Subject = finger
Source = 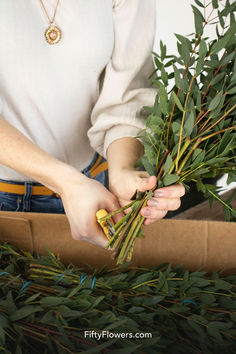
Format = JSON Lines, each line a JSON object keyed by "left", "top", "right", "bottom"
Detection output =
{"left": 147, "top": 197, "right": 181, "bottom": 211}
{"left": 80, "top": 232, "right": 108, "bottom": 248}
{"left": 154, "top": 184, "right": 185, "bottom": 198}
{"left": 141, "top": 207, "right": 168, "bottom": 220}
{"left": 138, "top": 175, "right": 157, "bottom": 193}
{"left": 144, "top": 217, "right": 165, "bottom": 226}
{"left": 105, "top": 196, "right": 124, "bottom": 224}
{"left": 71, "top": 222, "right": 108, "bottom": 248}
{"left": 118, "top": 198, "right": 133, "bottom": 214}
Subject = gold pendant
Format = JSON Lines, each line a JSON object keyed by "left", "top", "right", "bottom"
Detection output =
{"left": 45, "top": 25, "right": 61, "bottom": 45}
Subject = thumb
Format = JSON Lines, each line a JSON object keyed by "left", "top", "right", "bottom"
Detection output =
{"left": 138, "top": 175, "right": 157, "bottom": 192}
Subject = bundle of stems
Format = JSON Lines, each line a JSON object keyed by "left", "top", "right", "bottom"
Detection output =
{"left": 0, "top": 242, "right": 236, "bottom": 353}
{"left": 98, "top": 0, "right": 236, "bottom": 264}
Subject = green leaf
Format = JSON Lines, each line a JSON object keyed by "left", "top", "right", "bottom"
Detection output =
{"left": 142, "top": 295, "right": 165, "bottom": 306}
{"left": 155, "top": 81, "right": 168, "bottom": 102}
{"left": 191, "top": 5, "right": 204, "bottom": 35}
{"left": 191, "top": 151, "right": 205, "bottom": 169}
{"left": 214, "top": 279, "right": 232, "bottom": 290}
{"left": 10, "top": 305, "right": 42, "bottom": 321}
{"left": 200, "top": 293, "right": 216, "bottom": 305}
{"left": 171, "top": 91, "right": 184, "bottom": 111}
{"left": 187, "top": 319, "right": 205, "bottom": 338}
{"left": 128, "top": 306, "right": 145, "bottom": 313}
{"left": 141, "top": 157, "right": 155, "bottom": 176}
{"left": 211, "top": 34, "right": 231, "bottom": 54}
{"left": 222, "top": 51, "right": 235, "bottom": 66}
{"left": 208, "top": 321, "right": 232, "bottom": 330}
{"left": 154, "top": 56, "right": 162, "bottom": 70}
{"left": 224, "top": 21, "right": 236, "bottom": 36}
{"left": 177, "top": 41, "right": 191, "bottom": 66}
{"left": 164, "top": 154, "right": 173, "bottom": 176}
{"left": 104, "top": 319, "right": 128, "bottom": 331}
{"left": 171, "top": 121, "right": 181, "bottom": 135}
{"left": 192, "top": 148, "right": 202, "bottom": 161}
{"left": 207, "top": 326, "right": 223, "bottom": 343}
{"left": 190, "top": 277, "right": 210, "bottom": 287}
{"left": 210, "top": 72, "right": 225, "bottom": 86}
{"left": 196, "top": 40, "right": 208, "bottom": 76}
{"left": 41, "top": 296, "right": 67, "bottom": 307}
{"left": 160, "top": 40, "right": 167, "bottom": 61}
{"left": 199, "top": 39, "right": 208, "bottom": 58}
{"left": 0, "top": 326, "right": 5, "bottom": 346}
{"left": 24, "top": 292, "right": 41, "bottom": 305}
{"left": 206, "top": 157, "right": 227, "bottom": 165}
{"left": 217, "top": 130, "right": 232, "bottom": 155}
{"left": 170, "top": 304, "right": 189, "bottom": 313}
{"left": 212, "top": 0, "right": 218, "bottom": 8}
{"left": 208, "top": 91, "right": 223, "bottom": 111}
{"left": 161, "top": 66, "right": 168, "bottom": 85}
{"left": 228, "top": 86, "right": 236, "bottom": 95}
{"left": 194, "top": 0, "right": 205, "bottom": 8}
{"left": 0, "top": 315, "right": 8, "bottom": 328}
{"left": 184, "top": 111, "right": 195, "bottom": 137}
{"left": 163, "top": 174, "right": 179, "bottom": 186}
{"left": 231, "top": 313, "right": 236, "bottom": 323}
{"left": 173, "top": 64, "right": 182, "bottom": 89}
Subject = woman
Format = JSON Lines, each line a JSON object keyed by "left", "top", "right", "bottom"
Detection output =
{"left": 0, "top": 0, "right": 185, "bottom": 247}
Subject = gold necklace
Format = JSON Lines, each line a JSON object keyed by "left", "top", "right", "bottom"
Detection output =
{"left": 39, "top": 0, "right": 62, "bottom": 45}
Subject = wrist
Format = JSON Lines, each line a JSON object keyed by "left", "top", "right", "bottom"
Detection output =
{"left": 40, "top": 161, "right": 87, "bottom": 197}
{"left": 107, "top": 137, "right": 144, "bottom": 172}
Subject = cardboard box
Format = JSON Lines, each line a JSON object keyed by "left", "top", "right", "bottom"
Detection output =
{"left": 0, "top": 199, "right": 235, "bottom": 274}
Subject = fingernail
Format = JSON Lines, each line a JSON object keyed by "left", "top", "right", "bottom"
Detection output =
{"left": 154, "top": 190, "right": 163, "bottom": 197}
{"left": 148, "top": 198, "right": 159, "bottom": 207}
{"left": 143, "top": 209, "right": 152, "bottom": 217}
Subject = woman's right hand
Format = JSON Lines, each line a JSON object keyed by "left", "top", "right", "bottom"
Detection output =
{"left": 60, "top": 171, "right": 122, "bottom": 248}
{"left": 0, "top": 118, "right": 121, "bottom": 247}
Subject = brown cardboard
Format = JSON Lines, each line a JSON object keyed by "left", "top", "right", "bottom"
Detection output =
{"left": 0, "top": 210, "right": 235, "bottom": 274}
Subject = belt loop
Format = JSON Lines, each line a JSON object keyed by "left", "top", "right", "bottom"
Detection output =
{"left": 23, "top": 182, "right": 32, "bottom": 212}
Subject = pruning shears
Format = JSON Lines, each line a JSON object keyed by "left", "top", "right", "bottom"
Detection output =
{"left": 96, "top": 209, "right": 115, "bottom": 240}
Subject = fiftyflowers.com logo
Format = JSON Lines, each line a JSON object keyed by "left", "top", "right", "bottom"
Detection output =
{"left": 84, "top": 330, "right": 152, "bottom": 340}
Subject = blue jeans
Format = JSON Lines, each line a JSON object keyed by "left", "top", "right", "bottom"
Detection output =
{"left": 0, "top": 153, "right": 108, "bottom": 214}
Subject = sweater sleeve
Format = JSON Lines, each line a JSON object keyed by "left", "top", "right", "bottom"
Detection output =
{"left": 87, "top": 0, "right": 157, "bottom": 157}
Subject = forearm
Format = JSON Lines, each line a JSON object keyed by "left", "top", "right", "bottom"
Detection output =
{"left": 106, "top": 137, "right": 144, "bottom": 171}
{"left": 0, "top": 117, "right": 82, "bottom": 194}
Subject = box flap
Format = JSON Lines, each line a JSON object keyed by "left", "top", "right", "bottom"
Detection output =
{"left": 0, "top": 214, "right": 33, "bottom": 253}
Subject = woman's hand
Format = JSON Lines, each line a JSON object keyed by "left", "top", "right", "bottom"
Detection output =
{"left": 60, "top": 171, "right": 122, "bottom": 247}
{"left": 109, "top": 168, "right": 185, "bottom": 225}
{"left": 107, "top": 137, "right": 185, "bottom": 225}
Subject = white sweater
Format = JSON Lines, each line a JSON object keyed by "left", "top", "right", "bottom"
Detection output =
{"left": 0, "top": 0, "right": 156, "bottom": 181}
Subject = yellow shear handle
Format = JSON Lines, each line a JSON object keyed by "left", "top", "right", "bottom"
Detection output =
{"left": 96, "top": 209, "right": 114, "bottom": 240}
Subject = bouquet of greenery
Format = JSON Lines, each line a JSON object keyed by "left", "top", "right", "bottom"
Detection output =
{"left": 98, "top": 0, "right": 236, "bottom": 264}
{"left": 0, "top": 243, "right": 236, "bottom": 353}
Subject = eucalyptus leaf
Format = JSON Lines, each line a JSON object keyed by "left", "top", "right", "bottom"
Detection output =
{"left": 163, "top": 174, "right": 180, "bottom": 186}
{"left": 211, "top": 35, "right": 231, "bottom": 54}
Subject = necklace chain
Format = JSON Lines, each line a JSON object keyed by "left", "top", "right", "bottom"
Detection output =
{"left": 39, "top": 0, "right": 60, "bottom": 25}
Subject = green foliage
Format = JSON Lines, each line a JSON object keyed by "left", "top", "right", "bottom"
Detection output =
{"left": 0, "top": 243, "right": 236, "bottom": 353}
{"left": 101, "top": 0, "right": 236, "bottom": 265}
{"left": 136, "top": 0, "right": 236, "bottom": 218}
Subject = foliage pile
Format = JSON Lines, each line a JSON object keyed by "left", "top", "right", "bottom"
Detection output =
{"left": 0, "top": 243, "right": 235, "bottom": 353}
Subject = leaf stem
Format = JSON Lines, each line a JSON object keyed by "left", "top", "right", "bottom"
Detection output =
{"left": 176, "top": 75, "right": 196, "bottom": 170}
{"left": 177, "top": 138, "right": 202, "bottom": 175}
{"left": 207, "top": 189, "right": 234, "bottom": 213}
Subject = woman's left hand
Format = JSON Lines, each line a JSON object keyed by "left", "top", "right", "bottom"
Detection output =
{"left": 109, "top": 168, "right": 185, "bottom": 225}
